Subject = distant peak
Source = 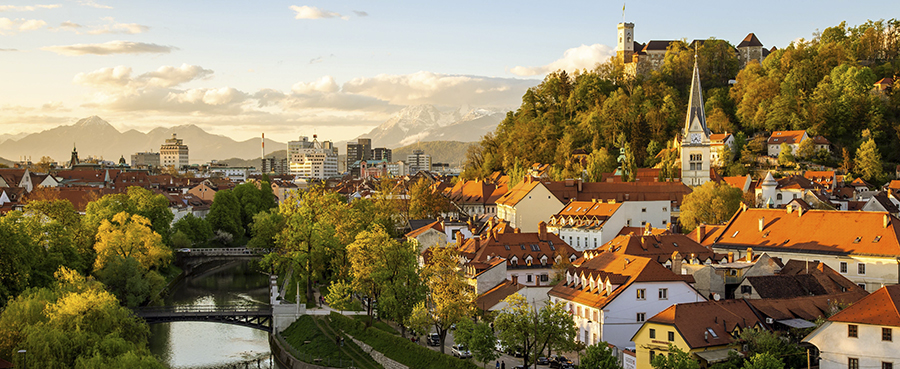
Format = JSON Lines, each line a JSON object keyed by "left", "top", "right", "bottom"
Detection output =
{"left": 73, "top": 116, "right": 114, "bottom": 129}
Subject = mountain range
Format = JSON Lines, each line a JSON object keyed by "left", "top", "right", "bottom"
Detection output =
{"left": 359, "top": 105, "right": 503, "bottom": 149}
{"left": 0, "top": 116, "right": 282, "bottom": 165}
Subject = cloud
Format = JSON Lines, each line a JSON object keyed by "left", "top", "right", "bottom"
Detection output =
{"left": 352, "top": 10, "right": 368, "bottom": 17}
{"left": 0, "top": 4, "right": 61, "bottom": 12}
{"left": 60, "top": 21, "right": 82, "bottom": 28}
{"left": 342, "top": 71, "right": 534, "bottom": 108}
{"left": 0, "top": 48, "right": 18, "bottom": 51}
{"left": 78, "top": 0, "right": 112, "bottom": 9}
{"left": 290, "top": 5, "right": 347, "bottom": 20}
{"left": 42, "top": 40, "right": 175, "bottom": 55}
{"left": 510, "top": 44, "right": 615, "bottom": 76}
{"left": 0, "top": 17, "right": 48, "bottom": 33}
{"left": 291, "top": 75, "right": 339, "bottom": 94}
{"left": 74, "top": 63, "right": 213, "bottom": 89}
{"left": 86, "top": 17, "right": 149, "bottom": 34}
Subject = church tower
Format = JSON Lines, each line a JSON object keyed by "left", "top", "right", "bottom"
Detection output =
{"left": 70, "top": 144, "right": 80, "bottom": 169}
{"left": 617, "top": 22, "right": 635, "bottom": 64}
{"left": 680, "top": 56, "right": 712, "bottom": 186}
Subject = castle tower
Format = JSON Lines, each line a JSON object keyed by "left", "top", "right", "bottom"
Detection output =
{"left": 617, "top": 22, "right": 635, "bottom": 64}
{"left": 680, "top": 55, "right": 712, "bottom": 186}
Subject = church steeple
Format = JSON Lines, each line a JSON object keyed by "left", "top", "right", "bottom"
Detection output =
{"left": 684, "top": 55, "right": 710, "bottom": 138}
{"left": 70, "top": 143, "right": 80, "bottom": 168}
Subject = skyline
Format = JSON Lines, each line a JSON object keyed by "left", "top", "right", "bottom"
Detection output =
{"left": 1, "top": 0, "right": 894, "bottom": 143}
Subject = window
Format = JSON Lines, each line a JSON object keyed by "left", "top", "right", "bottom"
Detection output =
{"left": 650, "top": 350, "right": 656, "bottom": 361}
{"left": 668, "top": 331, "right": 675, "bottom": 341}
{"left": 859, "top": 283, "right": 867, "bottom": 291}
{"left": 849, "top": 324, "right": 858, "bottom": 338}
{"left": 776, "top": 193, "right": 783, "bottom": 201}
{"left": 858, "top": 263, "right": 866, "bottom": 275}
{"left": 637, "top": 312, "right": 646, "bottom": 322}
{"left": 884, "top": 328, "right": 893, "bottom": 341}
{"left": 527, "top": 274, "right": 533, "bottom": 283}
{"left": 659, "top": 288, "right": 668, "bottom": 300}
{"left": 663, "top": 207, "right": 667, "bottom": 212}
{"left": 741, "top": 285, "right": 752, "bottom": 294}
{"left": 840, "top": 262, "right": 848, "bottom": 273}
{"left": 637, "top": 289, "right": 646, "bottom": 300}
{"left": 883, "top": 362, "right": 893, "bottom": 369}
{"left": 540, "top": 274, "right": 549, "bottom": 282}
{"left": 649, "top": 328, "right": 656, "bottom": 338}
{"left": 849, "top": 358, "right": 859, "bottom": 369}
{"left": 642, "top": 208, "right": 647, "bottom": 213}
{"left": 689, "top": 153, "right": 702, "bottom": 171}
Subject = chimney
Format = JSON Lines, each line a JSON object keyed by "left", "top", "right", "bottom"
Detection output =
{"left": 565, "top": 179, "right": 574, "bottom": 187}
{"left": 690, "top": 253, "right": 696, "bottom": 264}
{"left": 797, "top": 207, "right": 804, "bottom": 217}
{"left": 787, "top": 205, "right": 793, "bottom": 214}
{"left": 456, "top": 231, "right": 465, "bottom": 248}
{"left": 696, "top": 224, "right": 706, "bottom": 240}
{"left": 672, "top": 251, "right": 683, "bottom": 275}
{"left": 538, "top": 221, "right": 548, "bottom": 241}
{"left": 885, "top": 214, "right": 891, "bottom": 228}
{"left": 727, "top": 252, "right": 734, "bottom": 263}
{"left": 577, "top": 178, "right": 583, "bottom": 192}
{"left": 746, "top": 247, "right": 754, "bottom": 262}
{"left": 511, "top": 275, "right": 518, "bottom": 285}
{"left": 758, "top": 217, "right": 765, "bottom": 232}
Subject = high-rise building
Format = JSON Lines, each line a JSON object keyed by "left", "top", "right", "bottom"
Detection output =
{"left": 372, "top": 147, "right": 392, "bottom": 162}
{"left": 407, "top": 149, "right": 432, "bottom": 174}
{"left": 347, "top": 138, "right": 372, "bottom": 170}
{"left": 261, "top": 156, "right": 288, "bottom": 174}
{"left": 288, "top": 135, "right": 338, "bottom": 179}
{"left": 160, "top": 133, "right": 189, "bottom": 168}
{"left": 131, "top": 151, "right": 161, "bottom": 169}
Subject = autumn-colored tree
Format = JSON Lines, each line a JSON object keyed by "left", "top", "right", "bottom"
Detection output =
{"left": 679, "top": 181, "right": 743, "bottom": 232}
{"left": 84, "top": 187, "right": 173, "bottom": 244}
{"left": 796, "top": 137, "right": 817, "bottom": 161}
{"left": 409, "top": 246, "right": 474, "bottom": 353}
{"left": 855, "top": 137, "right": 885, "bottom": 184}
{"left": 409, "top": 177, "right": 450, "bottom": 220}
{"left": 93, "top": 212, "right": 171, "bottom": 271}
{"left": 777, "top": 142, "right": 794, "bottom": 167}
{"left": 324, "top": 280, "right": 354, "bottom": 313}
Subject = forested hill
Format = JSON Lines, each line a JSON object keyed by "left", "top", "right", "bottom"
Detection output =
{"left": 392, "top": 141, "right": 475, "bottom": 166}
{"left": 461, "top": 19, "right": 900, "bottom": 182}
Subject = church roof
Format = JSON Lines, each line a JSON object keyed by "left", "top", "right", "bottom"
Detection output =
{"left": 684, "top": 57, "right": 711, "bottom": 137}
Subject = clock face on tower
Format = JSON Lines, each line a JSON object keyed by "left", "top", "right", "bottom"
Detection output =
{"left": 690, "top": 133, "right": 701, "bottom": 144}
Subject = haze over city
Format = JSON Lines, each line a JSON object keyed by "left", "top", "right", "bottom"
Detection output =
{"left": 1, "top": 0, "right": 893, "bottom": 143}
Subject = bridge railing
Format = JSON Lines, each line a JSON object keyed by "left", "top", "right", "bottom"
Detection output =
{"left": 133, "top": 304, "right": 272, "bottom": 316}
{"left": 178, "top": 247, "right": 270, "bottom": 257}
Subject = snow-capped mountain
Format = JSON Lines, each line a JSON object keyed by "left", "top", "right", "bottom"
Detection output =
{"left": 363, "top": 105, "right": 504, "bottom": 148}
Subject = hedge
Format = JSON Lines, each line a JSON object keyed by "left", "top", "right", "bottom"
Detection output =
{"left": 329, "top": 312, "right": 479, "bottom": 369}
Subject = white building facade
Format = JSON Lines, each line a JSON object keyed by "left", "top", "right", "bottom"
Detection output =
{"left": 160, "top": 133, "right": 189, "bottom": 168}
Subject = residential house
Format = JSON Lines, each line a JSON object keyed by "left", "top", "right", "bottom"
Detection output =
{"left": 446, "top": 178, "right": 508, "bottom": 217}
{"left": 709, "top": 133, "right": 734, "bottom": 167}
{"left": 736, "top": 260, "right": 865, "bottom": 299}
{"left": 496, "top": 178, "right": 690, "bottom": 232}
{"left": 804, "top": 284, "right": 900, "bottom": 369}
{"left": 862, "top": 192, "right": 900, "bottom": 217}
{"left": 548, "top": 252, "right": 704, "bottom": 349}
{"left": 405, "top": 217, "right": 474, "bottom": 253}
{"left": 456, "top": 221, "right": 579, "bottom": 288}
{"left": 755, "top": 172, "right": 821, "bottom": 207}
{"left": 804, "top": 171, "right": 839, "bottom": 193}
{"left": 547, "top": 200, "right": 672, "bottom": 252}
{"left": 721, "top": 175, "right": 752, "bottom": 193}
{"left": 767, "top": 130, "right": 808, "bottom": 157}
{"left": 696, "top": 206, "right": 900, "bottom": 292}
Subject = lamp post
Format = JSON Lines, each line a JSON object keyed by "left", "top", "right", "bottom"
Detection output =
{"left": 17, "top": 350, "right": 26, "bottom": 369}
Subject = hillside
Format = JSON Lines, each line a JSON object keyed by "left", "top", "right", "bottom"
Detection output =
{"left": 392, "top": 141, "right": 475, "bottom": 166}
{"left": 220, "top": 149, "right": 287, "bottom": 168}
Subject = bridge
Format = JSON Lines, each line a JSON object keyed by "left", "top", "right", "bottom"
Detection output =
{"left": 175, "top": 247, "right": 267, "bottom": 276}
{"left": 133, "top": 305, "right": 274, "bottom": 332}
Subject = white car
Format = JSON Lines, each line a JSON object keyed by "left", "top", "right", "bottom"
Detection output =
{"left": 451, "top": 344, "right": 472, "bottom": 359}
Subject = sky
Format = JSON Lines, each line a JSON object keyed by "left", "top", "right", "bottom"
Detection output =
{"left": 0, "top": 0, "right": 894, "bottom": 143}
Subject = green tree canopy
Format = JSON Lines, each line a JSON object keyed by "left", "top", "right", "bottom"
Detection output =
{"left": 580, "top": 342, "right": 620, "bottom": 369}
{"left": 679, "top": 181, "right": 743, "bottom": 231}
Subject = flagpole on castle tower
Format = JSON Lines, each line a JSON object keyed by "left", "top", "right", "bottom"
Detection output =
{"left": 622, "top": 2, "right": 625, "bottom": 23}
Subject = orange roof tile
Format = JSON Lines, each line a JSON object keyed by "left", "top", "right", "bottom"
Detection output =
{"left": 645, "top": 299, "right": 762, "bottom": 349}
{"left": 476, "top": 279, "right": 525, "bottom": 311}
{"left": 828, "top": 285, "right": 900, "bottom": 326}
{"left": 587, "top": 233, "right": 721, "bottom": 265}
{"left": 710, "top": 208, "right": 900, "bottom": 256}
{"left": 767, "top": 130, "right": 806, "bottom": 145}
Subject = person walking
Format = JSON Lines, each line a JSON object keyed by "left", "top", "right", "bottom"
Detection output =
{"left": 501, "top": 361, "right": 505, "bottom": 369}
{"left": 496, "top": 361, "right": 500, "bottom": 369}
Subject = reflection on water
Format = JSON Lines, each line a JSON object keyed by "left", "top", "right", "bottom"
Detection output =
{"left": 149, "top": 260, "right": 280, "bottom": 369}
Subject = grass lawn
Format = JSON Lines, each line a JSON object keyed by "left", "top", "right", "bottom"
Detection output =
{"left": 352, "top": 315, "right": 399, "bottom": 335}
{"left": 281, "top": 315, "right": 345, "bottom": 363}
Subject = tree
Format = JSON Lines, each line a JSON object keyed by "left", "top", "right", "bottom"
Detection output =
{"left": 347, "top": 224, "right": 419, "bottom": 323}
{"left": 206, "top": 190, "right": 243, "bottom": 245}
{"left": 171, "top": 214, "right": 213, "bottom": 247}
{"left": 93, "top": 212, "right": 171, "bottom": 271}
{"left": 494, "top": 293, "right": 576, "bottom": 367}
{"left": 580, "top": 342, "right": 620, "bottom": 369}
{"left": 84, "top": 187, "right": 173, "bottom": 244}
{"left": 854, "top": 137, "right": 884, "bottom": 184}
{"left": 585, "top": 148, "right": 618, "bottom": 182}
{"left": 796, "top": 137, "right": 817, "bottom": 161}
{"left": 415, "top": 246, "right": 475, "bottom": 353}
{"left": 94, "top": 255, "right": 165, "bottom": 307}
{"left": 742, "top": 353, "right": 784, "bottom": 369}
{"left": 777, "top": 142, "right": 794, "bottom": 167}
{"left": 651, "top": 344, "right": 700, "bottom": 369}
{"left": 247, "top": 209, "right": 284, "bottom": 250}
{"left": 409, "top": 177, "right": 450, "bottom": 220}
{"left": 0, "top": 267, "right": 163, "bottom": 367}
{"left": 454, "top": 318, "right": 501, "bottom": 368}
{"left": 679, "top": 181, "right": 743, "bottom": 231}
{"left": 324, "top": 280, "right": 354, "bottom": 313}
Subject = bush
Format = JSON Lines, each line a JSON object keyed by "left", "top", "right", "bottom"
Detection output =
{"left": 329, "top": 312, "right": 478, "bottom": 369}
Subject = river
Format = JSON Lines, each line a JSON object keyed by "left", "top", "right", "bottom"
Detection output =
{"left": 148, "top": 259, "right": 283, "bottom": 369}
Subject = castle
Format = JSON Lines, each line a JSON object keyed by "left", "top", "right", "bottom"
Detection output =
{"left": 617, "top": 22, "right": 773, "bottom": 76}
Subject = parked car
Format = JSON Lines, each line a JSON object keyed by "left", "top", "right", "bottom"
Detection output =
{"left": 427, "top": 333, "right": 441, "bottom": 347}
{"left": 550, "top": 355, "right": 573, "bottom": 369}
{"left": 506, "top": 346, "right": 524, "bottom": 357}
{"left": 536, "top": 356, "right": 550, "bottom": 365}
{"left": 451, "top": 344, "right": 472, "bottom": 359}
{"left": 513, "top": 366, "right": 531, "bottom": 369}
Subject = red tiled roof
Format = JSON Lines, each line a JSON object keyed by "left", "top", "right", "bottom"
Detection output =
{"left": 709, "top": 208, "right": 900, "bottom": 257}
{"left": 828, "top": 285, "right": 900, "bottom": 326}
{"left": 645, "top": 299, "right": 762, "bottom": 349}
{"left": 406, "top": 220, "right": 444, "bottom": 238}
{"left": 748, "top": 291, "right": 866, "bottom": 322}
{"left": 737, "top": 33, "right": 763, "bottom": 48}
{"left": 457, "top": 225, "right": 578, "bottom": 270}
{"left": 767, "top": 130, "right": 806, "bottom": 145}
{"left": 586, "top": 233, "right": 721, "bottom": 265}
{"left": 476, "top": 279, "right": 525, "bottom": 311}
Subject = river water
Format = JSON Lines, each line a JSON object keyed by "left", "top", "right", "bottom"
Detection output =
{"left": 149, "top": 259, "right": 282, "bottom": 369}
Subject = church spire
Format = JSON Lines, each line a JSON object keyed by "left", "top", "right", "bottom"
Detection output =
{"left": 684, "top": 55, "right": 710, "bottom": 137}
